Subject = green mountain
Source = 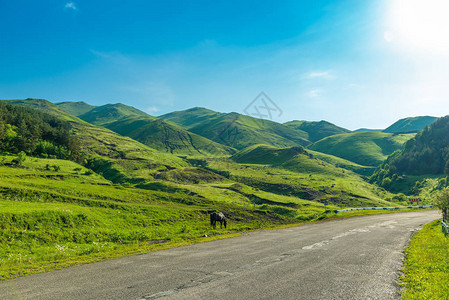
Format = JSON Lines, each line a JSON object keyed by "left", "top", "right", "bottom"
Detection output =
{"left": 371, "top": 116, "right": 449, "bottom": 190}
{"left": 3, "top": 98, "right": 85, "bottom": 123}
{"left": 60, "top": 103, "right": 234, "bottom": 156}
{"left": 162, "top": 108, "right": 310, "bottom": 149}
{"left": 56, "top": 101, "right": 97, "bottom": 116}
{"left": 383, "top": 116, "right": 438, "bottom": 133}
{"left": 310, "top": 131, "right": 415, "bottom": 167}
{"left": 104, "top": 116, "right": 235, "bottom": 156}
{"left": 3, "top": 99, "right": 187, "bottom": 182}
{"left": 78, "top": 103, "right": 152, "bottom": 126}
{"left": 284, "top": 120, "right": 350, "bottom": 142}
{"left": 353, "top": 128, "right": 383, "bottom": 132}
{"left": 159, "top": 107, "right": 221, "bottom": 128}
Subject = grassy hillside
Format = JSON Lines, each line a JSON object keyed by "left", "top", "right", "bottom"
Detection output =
{"left": 284, "top": 120, "right": 350, "bottom": 142}
{"left": 160, "top": 107, "right": 311, "bottom": 149}
{"left": 58, "top": 102, "right": 234, "bottom": 156}
{"left": 383, "top": 116, "right": 437, "bottom": 133}
{"left": 3, "top": 99, "right": 188, "bottom": 181}
{"left": 159, "top": 107, "right": 222, "bottom": 128}
{"left": 78, "top": 103, "right": 153, "bottom": 126}
{"left": 308, "top": 150, "right": 376, "bottom": 176}
{"left": 56, "top": 101, "right": 97, "bottom": 116}
{"left": 310, "top": 131, "right": 415, "bottom": 167}
{"left": 3, "top": 99, "right": 86, "bottom": 123}
{"left": 188, "top": 112, "right": 310, "bottom": 149}
{"left": 221, "top": 144, "right": 399, "bottom": 207}
{"left": 104, "top": 116, "right": 235, "bottom": 156}
{"left": 353, "top": 128, "right": 383, "bottom": 132}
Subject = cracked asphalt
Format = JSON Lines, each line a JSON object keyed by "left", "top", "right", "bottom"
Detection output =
{"left": 0, "top": 210, "right": 439, "bottom": 300}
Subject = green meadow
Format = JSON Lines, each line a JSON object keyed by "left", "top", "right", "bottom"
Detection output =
{"left": 0, "top": 153, "right": 340, "bottom": 279}
{"left": 401, "top": 220, "right": 449, "bottom": 299}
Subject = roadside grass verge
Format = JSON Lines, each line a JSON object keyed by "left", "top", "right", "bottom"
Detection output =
{"left": 401, "top": 220, "right": 449, "bottom": 299}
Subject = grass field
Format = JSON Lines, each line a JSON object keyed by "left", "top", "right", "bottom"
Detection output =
{"left": 0, "top": 153, "right": 341, "bottom": 280}
{"left": 401, "top": 220, "right": 449, "bottom": 299}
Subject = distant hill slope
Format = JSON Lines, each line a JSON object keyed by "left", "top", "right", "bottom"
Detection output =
{"left": 104, "top": 116, "right": 235, "bottom": 156}
{"left": 3, "top": 99, "right": 86, "bottom": 123}
{"left": 3, "top": 99, "right": 187, "bottom": 182}
{"left": 161, "top": 108, "right": 310, "bottom": 149}
{"left": 59, "top": 102, "right": 232, "bottom": 156}
{"left": 159, "top": 107, "right": 222, "bottom": 128}
{"left": 78, "top": 103, "right": 153, "bottom": 126}
{"left": 232, "top": 144, "right": 309, "bottom": 165}
{"left": 310, "top": 131, "right": 415, "bottom": 167}
{"left": 370, "top": 116, "right": 449, "bottom": 193}
{"left": 56, "top": 101, "right": 97, "bottom": 116}
{"left": 284, "top": 120, "right": 350, "bottom": 142}
{"left": 374, "top": 116, "right": 449, "bottom": 177}
{"left": 224, "top": 144, "right": 397, "bottom": 207}
{"left": 353, "top": 128, "right": 383, "bottom": 133}
{"left": 383, "top": 116, "right": 438, "bottom": 133}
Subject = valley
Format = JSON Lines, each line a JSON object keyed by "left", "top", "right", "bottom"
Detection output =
{"left": 0, "top": 98, "right": 444, "bottom": 281}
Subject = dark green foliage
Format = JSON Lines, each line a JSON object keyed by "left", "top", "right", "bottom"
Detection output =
{"left": 284, "top": 120, "right": 350, "bottom": 142}
{"left": 372, "top": 116, "right": 449, "bottom": 182}
{"left": 0, "top": 101, "right": 80, "bottom": 160}
{"left": 370, "top": 116, "right": 449, "bottom": 195}
{"left": 12, "top": 151, "right": 26, "bottom": 166}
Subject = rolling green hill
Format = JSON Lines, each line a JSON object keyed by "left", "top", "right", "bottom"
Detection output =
{"left": 310, "top": 131, "right": 415, "bottom": 167}
{"left": 210, "top": 144, "right": 399, "bottom": 207}
{"left": 307, "top": 150, "right": 376, "bottom": 176}
{"left": 104, "top": 116, "right": 235, "bottom": 156}
{"left": 284, "top": 120, "right": 350, "bottom": 142}
{"left": 3, "top": 99, "right": 87, "bottom": 123}
{"left": 2, "top": 99, "right": 188, "bottom": 182}
{"left": 78, "top": 103, "right": 153, "bottom": 126}
{"left": 56, "top": 101, "right": 97, "bottom": 116}
{"left": 353, "top": 128, "right": 383, "bottom": 133}
{"left": 159, "top": 107, "right": 222, "bottom": 128}
{"left": 383, "top": 116, "right": 437, "bottom": 133}
{"left": 160, "top": 108, "right": 311, "bottom": 149}
{"left": 187, "top": 112, "right": 310, "bottom": 149}
{"left": 58, "top": 102, "right": 233, "bottom": 156}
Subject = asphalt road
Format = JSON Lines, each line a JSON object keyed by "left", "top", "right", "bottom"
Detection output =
{"left": 0, "top": 210, "right": 439, "bottom": 300}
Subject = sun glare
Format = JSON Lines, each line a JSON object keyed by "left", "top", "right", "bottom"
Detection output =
{"left": 389, "top": 0, "right": 449, "bottom": 53}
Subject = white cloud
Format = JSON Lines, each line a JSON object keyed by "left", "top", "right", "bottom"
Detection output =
{"left": 145, "top": 106, "right": 160, "bottom": 115}
{"left": 307, "top": 89, "right": 322, "bottom": 98}
{"left": 305, "top": 71, "right": 334, "bottom": 80}
{"left": 64, "top": 2, "right": 77, "bottom": 10}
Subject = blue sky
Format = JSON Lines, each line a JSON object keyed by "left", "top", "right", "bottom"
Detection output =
{"left": 1, "top": 0, "right": 449, "bottom": 130}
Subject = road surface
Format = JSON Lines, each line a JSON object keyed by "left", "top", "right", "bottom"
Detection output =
{"left": 0, "top": 210, "right": 439, "bottom": 300}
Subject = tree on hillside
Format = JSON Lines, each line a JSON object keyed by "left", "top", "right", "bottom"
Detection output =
{"left": 435, "top": 187, "right": 449, "bottom": 222}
